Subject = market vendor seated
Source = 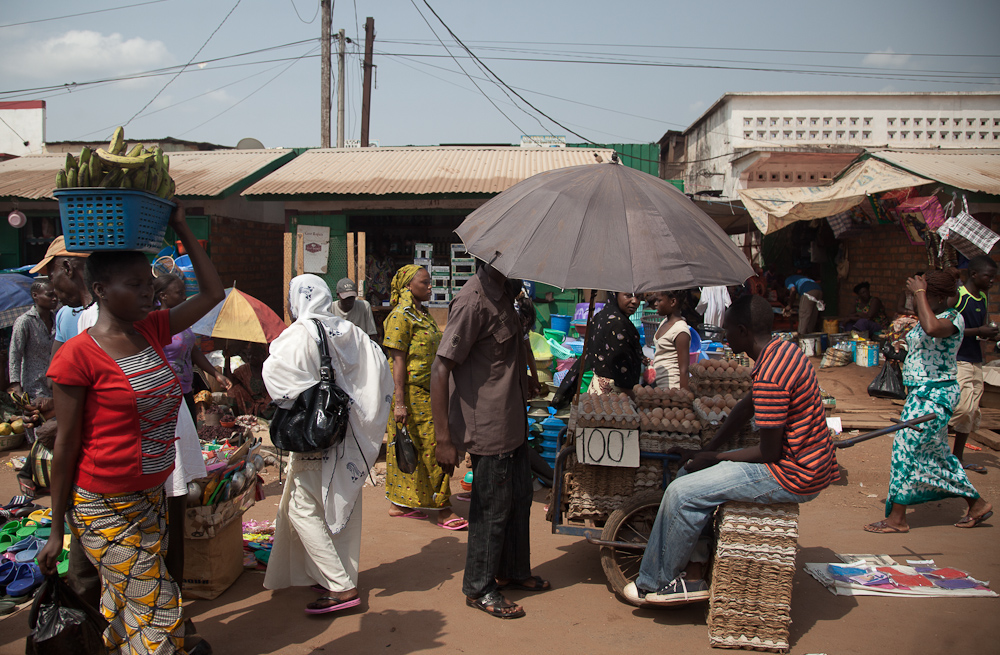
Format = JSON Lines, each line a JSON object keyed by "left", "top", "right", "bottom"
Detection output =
{"left": 622, "top": 295, "right": 839, "bottom": 606}
{"left": 840, "top": 281, "right": 887, "bottom": 335}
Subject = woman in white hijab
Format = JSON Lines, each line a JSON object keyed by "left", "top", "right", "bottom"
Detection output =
{"left": 262, "top": 275, "right": 392, "bottom": 614}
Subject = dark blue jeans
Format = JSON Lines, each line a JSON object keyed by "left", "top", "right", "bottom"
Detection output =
{"left": 462, "top": 442, "right": 533, "bottom": 598}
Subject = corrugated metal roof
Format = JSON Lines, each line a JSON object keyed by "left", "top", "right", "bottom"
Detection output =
{"left": 0, "top": 149, "right": 294, "bottom": 200}
{"left": 242, "top": 146, "right": 616, "bottom": 196}
{"left": 168, "top": 149, "right": 294, "bottom": 197}
{"left": 0, "top": 154, "right": 64, "bottom": 199}
{"left": 868, "top": 148, "right": 1000, "bottom": 196}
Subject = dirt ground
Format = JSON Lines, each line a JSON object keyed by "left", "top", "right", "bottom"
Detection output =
{"left": 1, "top": 360, "right": 998, "bottom": 654}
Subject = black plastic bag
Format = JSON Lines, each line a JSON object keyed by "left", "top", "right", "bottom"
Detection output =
{"left": 880, "top": 342, "right": 907, "bottom": 362}
{"left": 393, "top": 424, "right": 418, "bottom": 475}
{"left": 867, "top": 360, "right": 906, "bottom": 400}
{"left": 26, "top": 574, "right": 108, "bottom": 655}
{"left": 550, "top": 358, "right": 581, "bottom": 410}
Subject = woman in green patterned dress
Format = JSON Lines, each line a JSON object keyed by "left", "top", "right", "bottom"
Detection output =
{"left": 865, "top": 271, "right": 992, "bottom": 534}
{"left": 383, "top": 265, "right": 468, "bottom": 530}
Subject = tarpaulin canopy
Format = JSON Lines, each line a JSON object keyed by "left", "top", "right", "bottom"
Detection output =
{"left": 738, "top": 158, "right": 931, "bottom": 234}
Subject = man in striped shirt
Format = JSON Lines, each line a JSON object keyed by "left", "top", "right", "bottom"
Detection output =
{"left": 624, "top": 294, "right": 838, "bottom": 606}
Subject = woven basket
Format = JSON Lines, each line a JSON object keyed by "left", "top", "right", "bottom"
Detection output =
{"left": 0, "top": 432, "right": 25, "bottom": 451}
{"left": 708, "top": 502, "right": 800, "bottom": 653}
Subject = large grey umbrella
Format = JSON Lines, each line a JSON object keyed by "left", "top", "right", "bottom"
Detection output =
{"left": 455, "top": 161, "right": 754, "bottom": 293}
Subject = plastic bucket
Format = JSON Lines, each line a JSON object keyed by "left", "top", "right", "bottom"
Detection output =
{"left": 543, "top": 328, "right": 566, "bottom": 343}
{"left": 550, "top": 314, "right": 571, "bottom": 334}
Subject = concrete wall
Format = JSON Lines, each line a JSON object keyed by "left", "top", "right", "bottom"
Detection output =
{"left": 0, "top": 102, "right": 45, "bottom": 156}
{"left": 682, "top": 93, "right": 1000, "bottom": 199}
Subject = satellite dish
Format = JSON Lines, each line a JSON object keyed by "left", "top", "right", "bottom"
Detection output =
{"left": 236, "top": 137, "right": 265, "bottom": 150}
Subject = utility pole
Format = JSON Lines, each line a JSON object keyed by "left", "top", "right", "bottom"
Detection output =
{"left": 320, "top": 0, "right": 332, "bottom": 148}
{"left": 337, "top": 29, "right": 345, "bottom": 148}
{"left": 360, "top": 16, "right": 374, "bottom": 148}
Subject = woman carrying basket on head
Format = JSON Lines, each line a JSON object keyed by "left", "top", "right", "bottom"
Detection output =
{"left": 38, "top": 205, "right": 224, "bottom": 655}
{"left": 382, "top": 265, "right": 467, "bottom": 530}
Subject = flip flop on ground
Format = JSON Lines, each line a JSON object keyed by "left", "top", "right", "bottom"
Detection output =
{"left": 466, "top": 591, "right": 525, "bottom": 619}
{"left": 437, "top": 518, "right": 468, "bottom": 531}
{"left": 963, "top": 463, "right": 988, "bottom": 474}
{"left": 304, "top": 596, "right": 361, "bottom": 615}
{"left": 389, "top": 510, "right": 428, "bottom": 520}
{"left": 864, "top": 520, "right": 909, "bottom": 534}
{"left": 497, "top": 575, "right": 551, "bottom": 592}
{"left": 955, "top": 510, "right": 993, "bottom": 529}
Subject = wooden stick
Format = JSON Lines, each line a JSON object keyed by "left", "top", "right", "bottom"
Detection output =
{"left": 358, "top": 231, "right": 366, "bottom": 296}
{"left": 347, "top": 232, "right": 356, "bottom": 282}
{"left": 282, "top": 232, "right": 292, "bottom": 324}
{"left": 295, "top": 232, "right": 305, "bottom": 276}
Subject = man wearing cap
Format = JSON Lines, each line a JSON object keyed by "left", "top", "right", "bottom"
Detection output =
{"left": 29, "top": 236, "right": 92, "bottom": 354}
{"left": 332, "top": 277, "right": 378, "bottom": 339}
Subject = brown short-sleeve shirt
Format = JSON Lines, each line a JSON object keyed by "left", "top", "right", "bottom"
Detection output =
{"left": 435, "top": 267, "right": 529, "bottom": 456}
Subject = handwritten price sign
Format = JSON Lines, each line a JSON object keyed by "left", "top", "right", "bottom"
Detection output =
{"left": 575, "top": 427, "right": 639, "bottom": 468}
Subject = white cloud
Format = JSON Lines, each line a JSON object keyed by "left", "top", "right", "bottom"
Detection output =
{"left": 862, "top": 48, "right": 910, "bottom": 68}
{"left": 2, "top": 30, "right": 170, "bottom": 79}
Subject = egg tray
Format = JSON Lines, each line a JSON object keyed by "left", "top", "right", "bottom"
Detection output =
{"left": 690, "top": 360, "right": 753, "bottom": 380}
{"left": 694, "top": 398, "right": 737, "bottom": 424}
{"left": 632, "top": 385, "right": 695, "bottom": 409}
{"left": 638, "top": 409, "right": 701, "bottom": 434}
{"left": 577, "top": 415, "right": 641, "bottom": 430}
{"left": 691, "top": 379, "right": 752, "bottom": 399}
{"left": 640, "top": 431, "right": 702, "bottom": 453}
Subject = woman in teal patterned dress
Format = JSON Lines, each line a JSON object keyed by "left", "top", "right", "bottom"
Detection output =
{"left": 865, "top": 271, "right": 993, "bottom": 533}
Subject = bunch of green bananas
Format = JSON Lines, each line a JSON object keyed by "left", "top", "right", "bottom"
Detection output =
{"left": 55, "top": 126, "right": 175, "bottom": 199}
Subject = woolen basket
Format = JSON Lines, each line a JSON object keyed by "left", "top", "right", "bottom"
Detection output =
{"left": 54, "top": 188, "right": 175, "bottom": 253}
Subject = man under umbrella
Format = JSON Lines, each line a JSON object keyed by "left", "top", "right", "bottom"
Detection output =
{"left": 431, "top": 259, "right": 550, "bottom": 619}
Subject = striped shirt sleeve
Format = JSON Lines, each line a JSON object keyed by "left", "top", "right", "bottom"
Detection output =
{"left": 753, "top": 380, "right": 789, "bottom": 428}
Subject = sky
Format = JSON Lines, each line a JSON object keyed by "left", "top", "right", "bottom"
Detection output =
{"left": 1, "top": 0, "right": 999, "bottom": 151}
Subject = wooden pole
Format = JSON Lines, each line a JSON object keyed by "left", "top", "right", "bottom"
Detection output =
{"left": 282, "top": 232, "right": 292, "bottom": 324}
{"left": 360, "top": 17, "right": 374, "bottom": 147}
{"left": 295, "top": 232, "right": 305, "bottom": 276}
{"left": 336, "top": 28, "right": 346, "bottom": 148}
{"left": 347, "top": 232, "right": 356, "bottom": 282}
{"left": 320, "top": 0, "right": 332, "bottom": 148}
{"left": 358, "top": 231, "right": 366, "bottom": 296}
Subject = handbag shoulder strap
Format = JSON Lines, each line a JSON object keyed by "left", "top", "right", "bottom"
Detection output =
{"left": 310, "top": 318, "right": 334, "bottom": 379}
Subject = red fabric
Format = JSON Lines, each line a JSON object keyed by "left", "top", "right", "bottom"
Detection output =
{"left": 47, "top": 310, "right": 177, "bottom": 494}
{"left": 752, "top": 339, "right": 840, "bottom": 496}
{"left": 234, "top": 290, "right": 286, "bottom": 342}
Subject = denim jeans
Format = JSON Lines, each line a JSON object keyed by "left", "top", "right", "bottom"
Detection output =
{"left": 462, "top": 442, "right": 533, "bottom": 598}
{"left": 635, "top": 461, "right": 817, "bottom": 592}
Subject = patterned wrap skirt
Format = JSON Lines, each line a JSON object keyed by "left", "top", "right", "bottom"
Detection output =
{"left": 385, "top": 385, "right": 451, "bottom": 510}
{"left": 68, "top": 485, "right": 184, "bottom": 655}
{"left": 887, "top": 382, "right": 980, "bottom": 515}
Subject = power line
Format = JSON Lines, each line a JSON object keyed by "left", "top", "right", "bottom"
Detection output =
{"left": 288, "top": 0, "right": 320, "bottom": 24}
{"left": 378, "top": 38, "right": 1000, "bottom": 60}
{"left": 0, "top": 0, "right": 172, "bottom": 29}
{"left": 0, "top": 115, "right": 28, "bottom": 143}
{"left": 407, "top": 0, "right": 536, "bottom": 142}
{"left": 122, "top": 0, "right": 243, "bottom": 129}
{"left": 178, "top": 45, "right": 320, "bottom": 137}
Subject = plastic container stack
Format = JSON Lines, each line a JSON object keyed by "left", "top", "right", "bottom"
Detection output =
{"left": 539, "top": 415, "right": 566, "bottom": 466}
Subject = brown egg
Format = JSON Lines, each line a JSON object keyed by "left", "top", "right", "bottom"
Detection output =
{"left": 681, "top": 419, "right": 692, "bottom": 432}
{"left": 652, "top": 407, "right": 664, "bottom": 419}
{"left": 727, "top": 398, "right": 737, "bottom": 409}
{"left": 650, "top": 417, "right": 661, "bottom": 429}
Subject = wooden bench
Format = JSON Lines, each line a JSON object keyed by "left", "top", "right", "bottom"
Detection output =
{"left": 708, "top": 501, "right": 800, "bottom": 653}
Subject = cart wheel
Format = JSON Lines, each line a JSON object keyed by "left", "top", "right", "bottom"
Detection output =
{"left": 599, "top": 489, "right": 665, "bottom": 598}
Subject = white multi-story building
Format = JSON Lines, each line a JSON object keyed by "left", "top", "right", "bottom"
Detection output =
{"left": 659, "top": 92, "right": 1000, "bottom": 199}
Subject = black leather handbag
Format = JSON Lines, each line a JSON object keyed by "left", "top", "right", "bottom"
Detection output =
{"left": 269, "top": 319, "right": 351, "bottom": 453}
{"left": 393, "top": 423, "right": 418, "bottom": 474}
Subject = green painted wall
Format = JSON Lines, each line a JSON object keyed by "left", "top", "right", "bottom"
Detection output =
{"left": 0, "top": 223, "right": 19, "bottom": 270}
{"left": 294, "top": 215, "right": 349, "bottom": 290}
{"left": 567, "top": 142, "right": 659, "bottom": 176}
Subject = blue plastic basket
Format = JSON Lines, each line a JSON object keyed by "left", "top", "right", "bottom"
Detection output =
{"left": 54, "top": 188, "right": 175, "bottom": 253}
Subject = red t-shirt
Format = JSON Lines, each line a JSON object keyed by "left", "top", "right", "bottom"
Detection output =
{"left": 48, "top": 310, "right": 180, "bottom": 494}
{"left": 753, "top": 339, "right": 840, "bottom": 495}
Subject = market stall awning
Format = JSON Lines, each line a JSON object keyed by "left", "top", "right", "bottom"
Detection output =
{"left": 0, "top": 148, "right": 295, "bottom": 200}
{"left": 867, "top": 148, "right": 1000, "bottom": 197}
{"left": 738, "top": 158, "right": 931, "bottom": 234}
{"left": 241, "top": 146, "right": 616, "bottom": 197}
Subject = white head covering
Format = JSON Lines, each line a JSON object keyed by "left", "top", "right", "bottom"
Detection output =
{"left": 263, "top": 274, "right": 392, "bottom": 534}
